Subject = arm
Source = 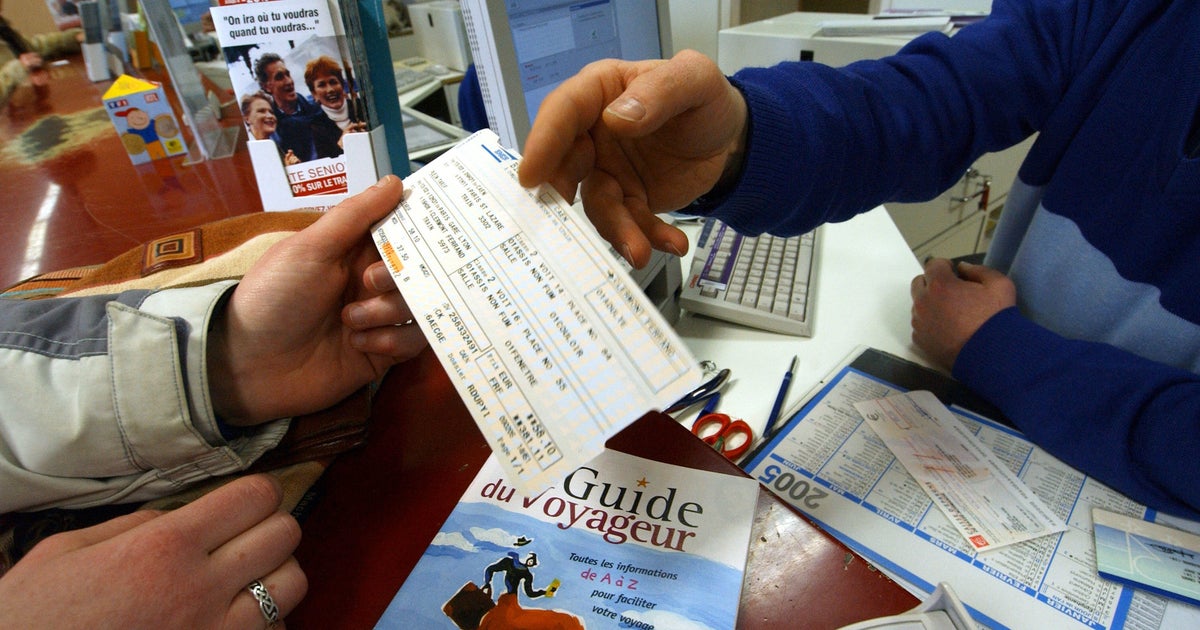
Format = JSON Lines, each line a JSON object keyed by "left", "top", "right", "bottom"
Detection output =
{"left": 0, "top": 57, "right": 29, "bottom": 107}
{"left": 702, "top": 0, "right": 1088, "bottom": 237}
{"left": 0, "top": 283, "right": 281, "bottom": 513}
{"left": 0, "top": 474, "right": 307, "bottom": 627}
{"left": 521, "top": 576, "right": 547, "bottom": 599}
{"left": 24, "top": 28, "right": 82, "bottom": 59}
{"left": 0, "top": 176, "right": 425, "bottom": 512}
{"left": 956, "top": 309, "right": 1200, "bottom": 519}
{"left": 912, "top": 260, "right": 1200, "bottom": 519}
{"left": 520, "top": 0, "right": 1089, "bottom": 260}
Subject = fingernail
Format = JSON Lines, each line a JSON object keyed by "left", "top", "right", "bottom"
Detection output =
{"left": 373, "top": 174, "right": 396, "bottom": 188}
{"left": 664, "top": 241, "right": 684, "bottom": 257}
{"left": 621, "top": 243, "right": 636, "bottom": 267}
{"left": 350, "top": 331, "right": 368, "bottom": 349}
{"left": 346, "top": 304, "right": 366, "bottom": 327}
{"left": 367, "top": 264, "right": 392, "bottom": 291}
{"left": 606, "top": 97, "right": 646, "bottom": 122}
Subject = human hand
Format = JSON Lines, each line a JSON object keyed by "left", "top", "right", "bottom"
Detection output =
{"left": 336, "top": 125, "right": 366, "bottom": 149}
{"left": 0, "top": 475, "right": 304, "bottom": 628}
{"left": 284, "top": 149, "right": 300, "bottom": 165}
{"left": 518, "top": 50, "right": 748, "bottom": 268}
{"left": 910, "top": 259, "right": 1016, "bottom": 369}
{"left": 18, "top": 52, "right": 43, "bottom": 72}
{"left": 209, "top": 175, "right": 428, "bottom": 425}
{"left": 18, "top": 52, "right": 49, "bottom": 87}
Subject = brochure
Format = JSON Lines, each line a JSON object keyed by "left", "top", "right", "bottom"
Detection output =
{"left": 375, "top": 449, "right": 758, "bottom": 630}
{"left": 211, "top": 0, "right": 368, "bottom": 196}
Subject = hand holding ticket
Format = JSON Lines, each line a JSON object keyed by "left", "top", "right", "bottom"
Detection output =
{"left": 371, "top": 130, "right": 703, "bottom": 493}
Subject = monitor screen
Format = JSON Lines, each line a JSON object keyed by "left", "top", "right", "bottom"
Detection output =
{"left": 462, "top": 0, "right": 672, "bottom": 151}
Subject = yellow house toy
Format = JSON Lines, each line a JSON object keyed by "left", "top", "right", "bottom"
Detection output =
{"left": 102, "top": 75, "right": 189, "bottom": 164}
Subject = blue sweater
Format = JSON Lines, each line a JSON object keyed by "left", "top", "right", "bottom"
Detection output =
{"left": 702, "top": 0, "right": 1200, "bottom": 518}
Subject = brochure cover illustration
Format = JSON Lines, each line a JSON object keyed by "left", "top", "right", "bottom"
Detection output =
{"left": 102, "top": 75, "right": 189, "bottom": 165}
{"left": 211, "top": 0, "right": 368, "bottom": 197}
{"left": 376, "top": 450, "right": 758, "bottom": 630}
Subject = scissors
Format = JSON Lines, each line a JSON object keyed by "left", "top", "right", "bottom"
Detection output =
{"left": 691, "top": 413, "right": 753, "bottom": 461}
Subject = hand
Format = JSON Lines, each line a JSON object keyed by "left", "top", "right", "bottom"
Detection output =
{"left": 18, "top": 52, "right": 49, "bottom": 87}
{"left": 17, "top": 52, "right": 44, "bottom": 72}
{"left": 518, "top": 50, "right": 748, "bottom": 268}
{"left": 910, "top": 259, "right": 1016, "bottom": 369}
{"left": 0, "top": 475, "right": 305, "bottom": 628}
{"left": 209, "top": 175, "right": 428, "bottom": 425}
{"left": 338, "top": 124, "right": 369, "bottom": 149}
{"left": 284, "top": 149, "right": 300, "bottom": 166}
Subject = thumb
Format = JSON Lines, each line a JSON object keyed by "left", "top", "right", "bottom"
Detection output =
{"left": 602, "top": 50, "right": 730, "bottom": 137}
{"left": 955, "top": 261, "right": 1004, "bottom": 284}
{"left": 297, "top": 175, "right": 405, "bottom": 260}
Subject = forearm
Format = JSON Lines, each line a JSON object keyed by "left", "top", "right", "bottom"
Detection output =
{"left": 697, "top": 0, "right": 1076, "bottom": 237}
{"left": 0, "top": 58, "right": 28, "bottom": 107}
{"left": 954, "top": 308, "right": 1200, "bottom": 519}
{"left": 0, "top": 284, "right": 287, "bottom": 513}
{"left": 26, "top": 28, "right": 82, "bottom": 58}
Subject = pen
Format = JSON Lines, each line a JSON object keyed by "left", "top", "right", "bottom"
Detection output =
{"left": 763, "top": 356, "right": 798, "bottom": 441}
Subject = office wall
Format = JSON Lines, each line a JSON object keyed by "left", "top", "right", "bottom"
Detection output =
{"left": 5, "top": 0, "right": 60, "bottom": 34}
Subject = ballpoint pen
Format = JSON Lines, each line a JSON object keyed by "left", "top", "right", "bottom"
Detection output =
{"left": 762, "top": 356, "right": 798, "bottom": 441}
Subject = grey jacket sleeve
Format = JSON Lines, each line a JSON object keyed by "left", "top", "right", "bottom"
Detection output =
{"left": 0, "top": 281, "right": 289, "bottom": 513}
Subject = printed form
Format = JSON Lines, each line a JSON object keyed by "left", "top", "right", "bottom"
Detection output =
{"left": 372, "top": 130, "right": 703, "bottom": 493}
{"left": 743, "top": 357, "right": 1200, "bottom": 630}
{"left": 854, "top": 391, "right": 1066, "bottom": 551}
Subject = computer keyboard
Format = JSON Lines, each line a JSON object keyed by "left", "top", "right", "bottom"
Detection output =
{"left": 680, "top": 218, "right": 821, "bottom": 336}
{"left": 393, "top": 66, "right": 439, "bottom": 94}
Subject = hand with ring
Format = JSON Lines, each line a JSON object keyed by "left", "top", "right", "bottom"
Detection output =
{"left": 0, "top": 474, "right": 306, "bottom": 628}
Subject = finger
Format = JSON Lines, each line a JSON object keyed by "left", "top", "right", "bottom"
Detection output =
{"left": 363, "top": 261, "right": 396, "bottom": 294}
{"left": 910, "top": 273, "right": 927, "bottom": 299}
{"left": 297, "top": 176, "right": 406, "bottom": 261}
{"left": 600, "top": 50, "right": 732, "bottom": 137}
{"left": 922, "top": 258, "right": 958, "bottom": 284}
{"left": 541, "top": 133, "right": 595, "bottom": 203}
{"left": 23, "top": 509, "right": 161, "bottom": 559}
{"left": 161, "top": 475, "right": 284, "bottom": 552}
{"left": 350, "top": 322, "right": 428, "bottom": 359}
{"left": 227, "top": 557, "right": 308, "bottom": 629}
{"left": 581, "top": 174, "right": 655, "bottom": 267}
{"left": 343, "top": 292, "right": 414, "bottom": 330}
{"left": 954, "top": 261, "right": 1001, "bottom": 283}
{"left": 209, "top": 510, "right": 301, "bottom": 583}
{"left": 520, "top": 58, "right": 632, "bottom": 188}
{"left": 646, "top": 218, "right": 690, "bottom": 258}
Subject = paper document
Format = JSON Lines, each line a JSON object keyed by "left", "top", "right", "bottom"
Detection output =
{"left": 742, "top": 348, "right": 1200, "bottom": 630}
{"left": 1093, "top": 508, "right": 1200, "bottom": 607}
{"left": 371, "top": 130, "right": 702, "bottom": 493}
{"left": 855, "top": 391, "right": 1067, "bottom": 551}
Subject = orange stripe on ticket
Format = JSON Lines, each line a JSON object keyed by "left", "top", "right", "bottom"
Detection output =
{"left": 381, "top": 241, "right": 403, "bottom": 273}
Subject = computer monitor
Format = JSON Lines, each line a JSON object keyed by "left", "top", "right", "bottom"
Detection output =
{"left": 461, "top": 0, "right": 673, "bottom": 151}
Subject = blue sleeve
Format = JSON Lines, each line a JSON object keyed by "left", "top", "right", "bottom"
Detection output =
{"left": 701, "top": 0, "right": 1085, "bottom": 236}
{"left": 954, "top": 308, "right": 1200, "bottom": 519}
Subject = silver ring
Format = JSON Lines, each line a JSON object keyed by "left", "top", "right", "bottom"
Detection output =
{"left": 247, "top": 579, "right": 280, "bottom": 628}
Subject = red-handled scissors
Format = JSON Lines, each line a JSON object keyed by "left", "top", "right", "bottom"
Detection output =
{"left": 691, "top": 413, "right": 753, "bottom": 461}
